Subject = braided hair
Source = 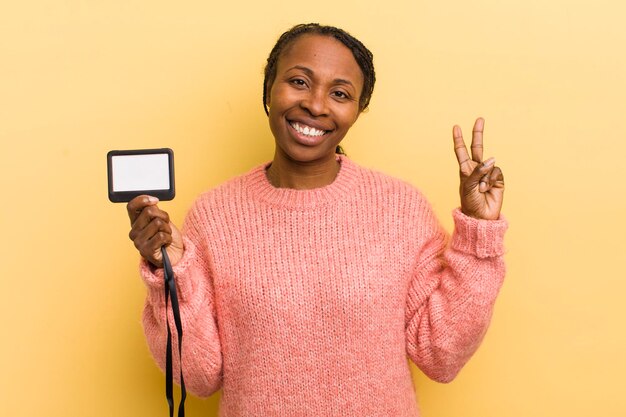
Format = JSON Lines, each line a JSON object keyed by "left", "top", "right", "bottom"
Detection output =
{"left": 263, "top": 23, "right": 376, "bottom": 155}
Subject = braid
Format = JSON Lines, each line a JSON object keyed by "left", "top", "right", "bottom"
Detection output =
{"left": 263, "top": 23, "right": 376, "bottom": 116}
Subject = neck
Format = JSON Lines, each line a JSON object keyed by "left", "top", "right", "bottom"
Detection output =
{"left": 266, "top": 152, "right": 341, "bottom": 190}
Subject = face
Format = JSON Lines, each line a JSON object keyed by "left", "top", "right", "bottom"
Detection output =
{"left": 266, "top": 34, "right": 364, "bottom": 164}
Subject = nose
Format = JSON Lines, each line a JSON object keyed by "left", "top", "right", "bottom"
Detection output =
{"left": 300, "top": 88, "right": 329, "bottom": 117}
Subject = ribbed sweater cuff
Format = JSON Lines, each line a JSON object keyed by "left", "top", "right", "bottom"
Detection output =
{"left": 139, "top": 235, "right": 197, "bottom": 303}
{"left": 451, "top": 208, "right": 508, "bottom": 258}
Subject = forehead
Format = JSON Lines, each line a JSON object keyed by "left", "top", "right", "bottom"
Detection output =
{"left": 277, "top": 34, "right": 364, "bottom": 89}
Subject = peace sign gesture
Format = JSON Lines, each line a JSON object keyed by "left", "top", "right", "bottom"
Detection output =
{"left": 453, "top": 118, "right": 504, "bottom": 220}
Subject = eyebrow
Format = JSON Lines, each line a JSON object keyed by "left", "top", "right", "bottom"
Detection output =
{"left": 286, "top": 65, "right": 356, "bottom": 89}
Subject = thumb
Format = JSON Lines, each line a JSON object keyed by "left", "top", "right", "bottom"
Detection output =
{"left": 465, "top": 158, "right": 496, "bottom": 189}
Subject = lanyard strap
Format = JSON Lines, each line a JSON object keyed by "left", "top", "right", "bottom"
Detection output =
{"left": 162, "top": 246, "right": 186, "bottom": 417}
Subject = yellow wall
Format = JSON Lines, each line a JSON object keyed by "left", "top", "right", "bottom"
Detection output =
{"left": 2, "top": 1, "right": 624, "bottom": 416}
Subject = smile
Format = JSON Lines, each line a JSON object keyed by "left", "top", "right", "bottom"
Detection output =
{"left": 289, "top": 121, "right": 327, "bottom": 137}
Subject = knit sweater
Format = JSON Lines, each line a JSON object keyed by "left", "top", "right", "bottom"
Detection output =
{"left": 139, "top": 154, "right": 508, "bottom": 417}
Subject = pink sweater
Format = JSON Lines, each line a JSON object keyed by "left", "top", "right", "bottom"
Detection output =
{"left": 140, "top": 155, "right": 508, "bottom": 417}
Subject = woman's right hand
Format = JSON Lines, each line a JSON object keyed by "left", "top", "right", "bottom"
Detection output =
{"left": 127, "top": 195, "right": 184, "bottom": 268}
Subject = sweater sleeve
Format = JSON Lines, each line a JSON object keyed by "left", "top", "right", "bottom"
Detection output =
{"left": 405, "top": 206, "right": 508, "bottom": 383}
{"left": 139, "top": 198, "right": 223, "bottom": 398}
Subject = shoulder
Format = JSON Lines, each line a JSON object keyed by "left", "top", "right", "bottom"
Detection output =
{"left": 347, "top": 157, "right": 441, "bottom": 226}
{"left": 347, "top": 157, "right": 429, "bottom": 205}
{"left": 192, "top": 162, "right": 265, "bottom": 208}
{"left": 183, "top": 162, "right": 265, "bottom": 228}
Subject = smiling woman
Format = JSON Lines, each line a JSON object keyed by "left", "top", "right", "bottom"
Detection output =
{"left": 262, "top": 24, "right": 375, "bottom": 189}
{"left": 265, "top": 34, "right": 364, "bottom": 188}
{"left": 125, "top": 23, "right": 508, "bottom": 417}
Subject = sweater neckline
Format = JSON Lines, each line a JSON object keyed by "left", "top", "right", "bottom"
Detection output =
{"left": 244, "top": 154, "right": 359, "bottom": 209}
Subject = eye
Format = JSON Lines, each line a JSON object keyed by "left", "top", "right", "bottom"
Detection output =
{"left": 290, "top": 78, "right": 307, "bottom": 88}
{"left": 332, "top": 90, "right": 351, "bottom": 100}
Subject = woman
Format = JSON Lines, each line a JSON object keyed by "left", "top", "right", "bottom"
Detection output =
{"left": 127, "top": 23, "right": 507, "bottom": 416}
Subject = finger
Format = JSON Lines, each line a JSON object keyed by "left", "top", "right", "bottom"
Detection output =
{"left": 466, "top": 157, "right": 496, "bottom": 189}
{"left": 479, "top": 173, "right": 490, "bottom": 193}
{"left": 135, "top": 223, "right": 173, "bottom": 266}
{"left": 137, "top": 231, "right": 172, "bottom": 267}
{"left": 132, "top": 205, "right": 170, "bottom": 229}
{"left": 127, "top": 195, "right": 159, "bottom": 225}
{"left": 478, "top": 164, "right": 504, "bottom": 194}
{"left": 471, "top": 117, "right": 484, "bottom": 163}
{"left": 146, "top": 231, "right": 173, "bottom": 261}
{"left": 453, "top": 125, "right": 472, "bottom": 173}
{"left": 489, "top": 166, "right": 504, "bottom": 188}
{"left": 132, "top": 217, "right": 172, "bottom": 245}
{"left": 128, "top": 206, "right": 170, "bottom": 240}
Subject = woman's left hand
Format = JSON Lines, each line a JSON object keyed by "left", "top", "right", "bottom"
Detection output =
{"left": 452, "top": 117, "right": 505, "bottom": 220}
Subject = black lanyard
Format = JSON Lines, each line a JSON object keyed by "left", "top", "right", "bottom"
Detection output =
{"left": 162, "top": 246, "right": 186, "bottom": 416}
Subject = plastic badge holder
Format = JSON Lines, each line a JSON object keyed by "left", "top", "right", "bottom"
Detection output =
{"left": 107, "top": 148, "right": 175, "bottom": 203}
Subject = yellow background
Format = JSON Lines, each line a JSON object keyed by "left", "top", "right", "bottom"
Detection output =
{"left": 2, "top": 1, "right": 624, "bottom": 416}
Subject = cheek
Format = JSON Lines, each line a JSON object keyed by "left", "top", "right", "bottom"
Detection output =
{"left": 338, "top": 107, "right": 360, "bottom": 129}
{"left": 268, "top": 83, "right": 296, "bottom": 111}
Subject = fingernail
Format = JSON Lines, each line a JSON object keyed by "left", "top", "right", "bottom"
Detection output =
{"left": 483, "top": 158, "right": 495, "bottom": 167}
{"left": 147, "top": 196, "right": 159, "bottom": 203}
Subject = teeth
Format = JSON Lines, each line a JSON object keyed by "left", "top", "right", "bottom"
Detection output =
{"left": 291, "top": 122, "right": 326, "bottom": 137}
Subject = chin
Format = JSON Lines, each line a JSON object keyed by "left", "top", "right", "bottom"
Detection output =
{"left": 275, "top": 141, "right": 340, "bottom": 164}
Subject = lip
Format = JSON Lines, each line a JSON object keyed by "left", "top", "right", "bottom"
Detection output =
{"left": 286, "top": 119, "right": 332, "bottom": 147}
{"left": 287, "top": 117, "right": 333, "bottom": 132}
{"left": 287, "top": 121, "right": 327, "bottom": 146}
